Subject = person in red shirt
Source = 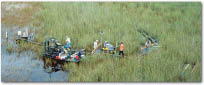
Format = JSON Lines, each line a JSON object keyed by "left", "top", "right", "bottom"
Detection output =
{"left": 119, "top": 42, "right": 124, "bottom": 57}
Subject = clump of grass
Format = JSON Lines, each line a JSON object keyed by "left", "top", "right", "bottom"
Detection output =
{"left": 6, "top": 42, "right": 15, "bottom": 54}
{"left": 16, "top": 40, "right": 42, "bottom": 56}
{"left": 16, "top": 41, "right": 30, "bottom": 54}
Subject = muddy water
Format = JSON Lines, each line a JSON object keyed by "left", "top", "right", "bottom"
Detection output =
{"left": 1, "top": 25, "right": 69, "bottom": 82}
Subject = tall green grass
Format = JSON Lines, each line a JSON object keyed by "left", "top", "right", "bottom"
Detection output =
{"left": 32, "top": 2, "right": 201, "bottom": 82}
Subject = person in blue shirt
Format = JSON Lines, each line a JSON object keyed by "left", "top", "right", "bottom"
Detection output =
{"left": 64, "top": 36, "right": 71, "bottom": 58}
{"left": 65, "top": 36, "right": 71, "bottom": 50}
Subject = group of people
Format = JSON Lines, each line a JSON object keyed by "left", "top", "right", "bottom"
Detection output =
{"left": 93, "top": 38, "right": 154, "bottom": 56}
{"left": 61, "top": 36, "right": 153, "bottom": 59}
{"left": 93, "top": 40, "right": 125, "bottom": 57}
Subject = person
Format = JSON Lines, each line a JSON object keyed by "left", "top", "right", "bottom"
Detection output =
{"left": 145, "top": 39, "right": 152, "bottom": 48}
{"left": 104, "top": 41, "right": 108, "bottom": 47}
{"left": 142, "top": 39, "right": 152, "bottom": 54}
{"left": 63, "top": 36, "right": 71, "bottom": 57}
{"left": 65, "top": 36, "right": 71, "bottom": 50}
{"left": 66, "top": 36, "right": 71, "bottom": 48}
{"left": 103, "top": 41, "right": 109, "bottom": 53}
{"left": 119, "top": 42, "right": 124, "bottom": 57}
{"left": 94, "top": 40, "right": 99, "bottom": 49}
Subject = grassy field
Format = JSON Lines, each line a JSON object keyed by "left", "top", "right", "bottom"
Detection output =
{"left": 21, "top": 2, "right": 202, "bottom": 82}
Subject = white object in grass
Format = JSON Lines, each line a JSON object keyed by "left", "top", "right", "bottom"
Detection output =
{"left": 6, "top": 32, "right": 8, "bottom": 39}
{"left": 18, "top": 31, "right": 22, "bottom": 36}
{"left": 23, "top": 32, "right": 27, "bottom": 37}
{"left": 94, "top": 41, "right": 98, "bottom": 49}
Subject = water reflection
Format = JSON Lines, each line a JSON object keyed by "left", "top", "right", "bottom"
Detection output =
{"left": 43, "top": 57, "right": 67, "bottom": 73}
{"left": 42, "top": 57, "right": 69, "bottom": 81}
{"left": 1, "top": 26, "right": 68, "bottom": 82}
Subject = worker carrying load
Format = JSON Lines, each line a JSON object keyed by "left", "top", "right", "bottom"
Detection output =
{"left": 119, "top": 41, "right": 124, "bottom": 57}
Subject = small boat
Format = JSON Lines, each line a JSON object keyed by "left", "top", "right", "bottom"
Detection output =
{"left": 43, "top": 37, "right": 85, "bottom": 62}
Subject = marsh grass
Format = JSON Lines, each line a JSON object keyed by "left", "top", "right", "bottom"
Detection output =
{"left": 1, "top": 2, "right": 42, "bottom": 27}
{"left": 14, "top": 40, "right": 43, "bottom": 57}
{"left": 6, "top": 42, "right": 15, "bottom": 54}
{"left": 29, "top": 2, "right": 202, "bottom": 82}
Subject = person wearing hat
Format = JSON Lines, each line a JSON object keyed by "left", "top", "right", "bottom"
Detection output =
{"left": 119, "top": 41, "right": 124, "bottom": 57}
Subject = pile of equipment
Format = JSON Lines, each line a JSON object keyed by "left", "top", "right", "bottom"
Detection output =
{"left": 43, "top": 37, "right": 85, "bottom": 62}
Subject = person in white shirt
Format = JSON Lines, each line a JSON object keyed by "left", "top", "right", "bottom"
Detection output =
{"left": 94, "top": 40, "right": 99, "bottom": 49}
